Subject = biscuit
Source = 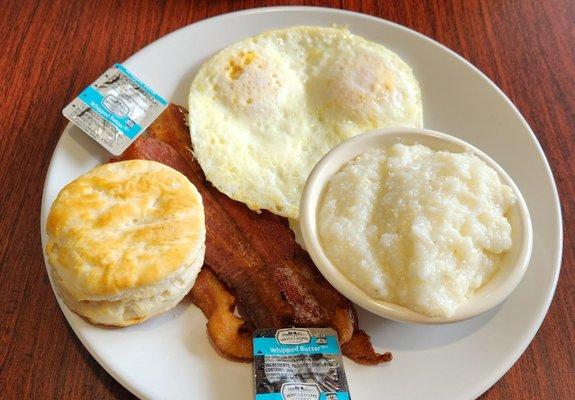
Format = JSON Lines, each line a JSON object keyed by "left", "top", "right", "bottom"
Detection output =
{"left": 46, "top": 160, "right": 205, "bottom": 326}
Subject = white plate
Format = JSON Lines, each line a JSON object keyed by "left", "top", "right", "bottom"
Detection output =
{"left": 41, "top": 7, "right": 562, "bottom": 400}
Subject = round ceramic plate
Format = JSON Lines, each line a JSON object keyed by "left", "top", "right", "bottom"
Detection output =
{"left": 41, "top": 7, "right": 562, "bottom": 400}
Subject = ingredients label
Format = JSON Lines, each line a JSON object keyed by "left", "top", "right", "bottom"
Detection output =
{"left": 62, "top": 64, "right": 167, "bottom": 155}
{"left": 253, "top": 328, "right": 350, "bottom": 400}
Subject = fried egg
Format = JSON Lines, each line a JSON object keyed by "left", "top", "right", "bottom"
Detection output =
{"left": 189, "top": 26, "right": 422, "bottom": 219}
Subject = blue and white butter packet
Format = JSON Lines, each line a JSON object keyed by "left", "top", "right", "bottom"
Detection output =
{"left": 253, "top": 328, "right": 350, "bottom": 400}
{"left": 62, "top": 64, "right": 167, "bottom": 156}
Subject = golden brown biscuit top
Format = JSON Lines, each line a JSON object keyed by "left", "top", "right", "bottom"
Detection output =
{"left": 46, "top": 160, "right": 205, "bottom": 298}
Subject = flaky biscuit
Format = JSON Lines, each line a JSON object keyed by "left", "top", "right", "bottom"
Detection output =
{"left": 46, "top": 160, "right": 205, "bottom": 325}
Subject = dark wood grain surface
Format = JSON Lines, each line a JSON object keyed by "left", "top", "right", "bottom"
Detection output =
{"left": 0, "top": 1, "right": 573, "bottom": 399}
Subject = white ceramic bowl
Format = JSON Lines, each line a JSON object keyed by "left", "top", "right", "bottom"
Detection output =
{"left": 299, "top": 128, "right": 533, "bottom": 324}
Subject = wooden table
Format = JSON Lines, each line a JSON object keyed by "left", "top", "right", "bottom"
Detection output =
{"left": 1, "top": 1, "right": 572, "bottom": 399}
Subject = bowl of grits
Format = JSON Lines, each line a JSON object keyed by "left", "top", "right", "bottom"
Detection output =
{"left": 299, "top": 128, "right": 533, "bottom": 324}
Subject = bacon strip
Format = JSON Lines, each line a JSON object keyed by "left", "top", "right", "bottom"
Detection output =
{"left": 218, "top": 198, "right": 355, "bottom": 344}
{"left": 190, "top": 268, "right": 252, "bottom": 361}
{"left": 341, "top": 331, "right": 393, "bottom": 365}
{"left": 113, "top": 104, "right": 390, "bottom": 364}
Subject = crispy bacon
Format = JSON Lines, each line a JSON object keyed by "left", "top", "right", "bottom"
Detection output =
{"left": 218, "top": 200, "right": 356, "bottom": 344}
{"left": 341, "top": 330, "right": 393, "bottom": 365}
{"left": 113, "top": 104, "right": 390, "bottom": 364}
{"left": 189, "top": 268, "right": 253, "bottom": 361}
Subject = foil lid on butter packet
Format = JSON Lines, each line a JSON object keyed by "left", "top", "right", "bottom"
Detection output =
{"left": 62, "top": 64, "right": 167, "bottom": 156}
{"left": 253, "top": 328, "right": 350, "bottom": 400}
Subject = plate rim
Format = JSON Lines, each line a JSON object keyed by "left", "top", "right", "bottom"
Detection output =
{"left": 41, "top": 6, "right": 563, "bottom": 400}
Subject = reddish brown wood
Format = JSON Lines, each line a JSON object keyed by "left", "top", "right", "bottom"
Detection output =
{"left": 0, "top": 1, "right": 572, "bottom": 399}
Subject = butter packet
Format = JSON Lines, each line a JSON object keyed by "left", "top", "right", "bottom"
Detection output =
{"left": 62, "top": 64, "right": 167, "bottom": 155}
{"left": 253, "top": 328, "right": 350, "bottom": 400}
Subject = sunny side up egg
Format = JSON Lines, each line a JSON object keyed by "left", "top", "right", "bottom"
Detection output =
{"left": 188, "top": 26, "right": 422, "bottom": 219}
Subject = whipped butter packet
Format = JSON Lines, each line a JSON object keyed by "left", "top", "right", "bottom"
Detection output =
{"left": 253, "top": 328, "right": 350, "bottom": 400}
{"left": 62, "top": 64, "right": 167, "bottom": 155}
